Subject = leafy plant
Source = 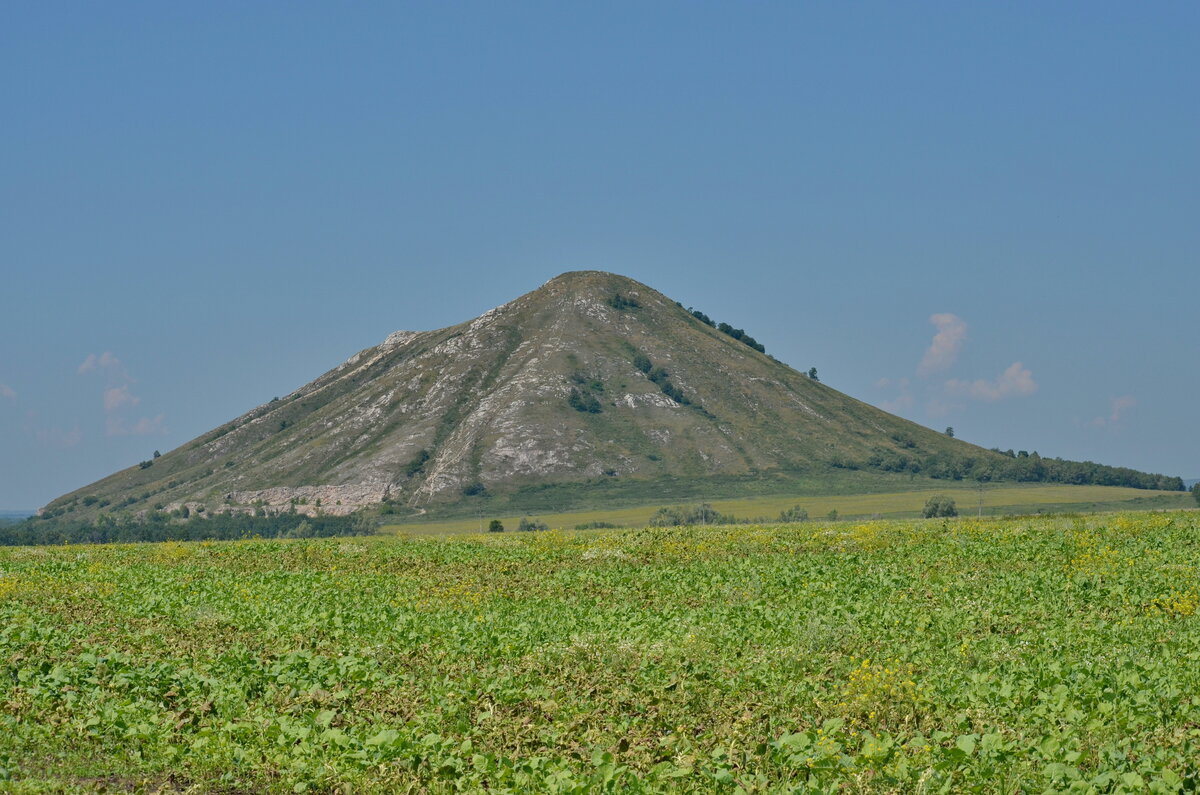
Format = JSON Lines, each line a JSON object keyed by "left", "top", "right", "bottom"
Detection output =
{"left": 648, "top": 502, "right": 735, "bottom": 526}
{"left": 3, "top": 512, "right": 1200, "bottom": 790}
{"left": 404, "top": 449, "right": 431, "bottom": 477}
{"left": 778, "top": 505, "right": 809, "bottom": 522}
{"left": 606, "top": 293, "right": 640, "bottom": 310}
{"left": 568, "top": 388, "right": 602, "bottom": 413}
{"left": 922, "top": 495, "right": 958, "bottom": 518}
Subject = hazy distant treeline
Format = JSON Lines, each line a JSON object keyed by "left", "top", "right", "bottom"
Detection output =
{"left": 0, "top": 511, "right": 376, "bottom": 547}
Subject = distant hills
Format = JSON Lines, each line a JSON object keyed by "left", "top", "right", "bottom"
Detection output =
{"left": 39, "top": 271, "right": 1184, "bottom": 523}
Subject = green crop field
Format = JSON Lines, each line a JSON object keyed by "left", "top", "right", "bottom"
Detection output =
{"left": 383, "top": 483, "right": 1190, "bottom": 535}
{"left": 3, "top": 511, "right": 1200, "bottom": 792}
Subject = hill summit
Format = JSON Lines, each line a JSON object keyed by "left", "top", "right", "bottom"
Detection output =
{"left": 44, "top": 271, "right": 1181, "bottom": 520}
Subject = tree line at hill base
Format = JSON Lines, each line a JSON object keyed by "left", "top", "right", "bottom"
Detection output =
{"left": 0, "top": 511, "right": 375, "bottom": 547}
{"left": 848, "top": 445, "right": 1184, "bottom": 492}
{"left": 8, "top": 457, "right": 1190, "bottom": 547}
{"left": 7, "top": 483, "right": 1196, "bottom": 547}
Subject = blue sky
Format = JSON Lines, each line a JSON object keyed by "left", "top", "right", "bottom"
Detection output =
{"left": 2, "top": 2, "right": 1196, "bottom": 509}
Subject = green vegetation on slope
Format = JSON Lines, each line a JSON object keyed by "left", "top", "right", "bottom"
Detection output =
{"left": 3, "top": 512, "right": 1200, "bottom": 791}
{"left": 39, "top": 271, "right": 1183, "bottom": 525}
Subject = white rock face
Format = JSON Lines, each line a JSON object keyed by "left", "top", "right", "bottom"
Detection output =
{"left": 646, "top": 429, "right": 672, "bottom": 446}
{"left": 225, "top": 484, "right": 389, "bottom": 516}
{"left": 382, "top": 330, "right": 418, "bottom": 347}
{"left": 64, "top": 270, "right": 923, "bottom": 518}
{"left": 617, "top": 393, "right": 680, "bottom": 409}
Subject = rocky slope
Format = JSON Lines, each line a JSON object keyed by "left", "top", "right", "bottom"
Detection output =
{"left": 47, "top": 271, "right": 1012, "bottom": 518}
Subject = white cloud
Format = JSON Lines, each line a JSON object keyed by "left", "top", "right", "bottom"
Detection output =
{"left": 879, "top": 314, "right": 1036, "bottom": 420}
{"left": 876, "top": 377, "right": 913, "bottom": 414}
{"left": 1092, "top": 395, "right": 1136, "bottom": 427}
{"left": 103, "top": 385, "right": 140, "bottom": 411}
{"left": 1109, "top": 395, "right": 1136, "bottom": 422}
{"left": 917, "top": 314, "right": 967, "bottom": 376}
{"left": 78, "top": 351, "right": 166, "bottom": 437}
{"left": 130, "top": 415, "right": 166, "bottom": 435}
{"left": 925, "top": 398, "right": 955, "bottom": 418}
{"left": 945, "top": 362, "right": 1037, "bottom": 402}
{"left": 880, "top": 394, "right": 914, "bottom": 413}
{"left": 0, "top": 383, "right": 14, "bottom": 400}
{"left": 107, "top": 413, "right": 166, "bottom": 437}
{"left": 35, "top": 425, "right": 83, "bottom": 448}
{"left": 79, "top": 351, "right": 124, "bottom": 376}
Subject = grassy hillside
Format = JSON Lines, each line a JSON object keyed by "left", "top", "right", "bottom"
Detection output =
{"left": 4, "top": 512, "right": 1200, "bottom": 790}
{"left": 39, "top": 271, "right": 1182, "bottom": 524}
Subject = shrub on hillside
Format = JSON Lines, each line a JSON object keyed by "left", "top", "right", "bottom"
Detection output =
{"left": 716, "top": 322, "right": 766, "bottom": 353}
{"left": 659, "top": 381, "right": 689, "bottom": 405}
{"left": 405, "top": 449, "right": 431, "bottom": 477}
{"left": 568, "top": 388, "right": 602, "bottom": 413}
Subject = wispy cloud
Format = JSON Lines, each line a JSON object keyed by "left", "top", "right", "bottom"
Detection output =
{"left": 880, "top": 394, "right": 914, "bottom": 413}
{"left": 35, "top": 425, "right": 83, "bottom": 448}
{"left": 875, "top": 377, "right": 913, "bottom": 414}
{"left": 0, "top": 383, "right": 14, "bottom": 400}
{"left": 103, "top": 385, "right": 140, "bottom": 412}
{"left": 917, "top": 314, "right": 967, "bottom": 376}
{"left": 78, "top": 351, "right": 124, "bottom": 376}
{"left": 79, "top": 351, "right": 165, "bottom": 436}
{"left": 945, "top": 362, "right": 1037, "bottom": 402}
{"left": 1109, "top": 395, "right": 1136, "bottom": 422}
{"left": 1092, "top": 395, "right": 1136, "bottom": 427}
{"left": 878, "top": 314, "right": 1037, "bottom": 421}
{"left": 106, "top": 413, "right": 166, "bottom": 437}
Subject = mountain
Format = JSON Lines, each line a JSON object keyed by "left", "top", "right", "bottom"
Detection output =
{"left": 41, "top": 271, "right": 1182, "bottom": 521}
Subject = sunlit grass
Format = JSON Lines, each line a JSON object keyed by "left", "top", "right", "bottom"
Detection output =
{"left": 383, "top": 483, "right": 1189, "bottom": 535}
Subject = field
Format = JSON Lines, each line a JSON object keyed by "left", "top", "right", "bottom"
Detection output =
{"left": 3, "top": 511, "right": 1200, "bottom": 792}
{"left": 383, "top": 483, "right": 1190, "bottom": 535}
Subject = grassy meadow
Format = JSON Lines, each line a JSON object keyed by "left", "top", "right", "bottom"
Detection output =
{"left": 3, "top": 510, "right": 1200, "bottom": 791}
{"left": 383, "top": 483, "right": 1190, "bottom": 535}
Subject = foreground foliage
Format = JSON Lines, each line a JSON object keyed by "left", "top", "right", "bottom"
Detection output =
{"left": 2, "top": 512, "right": 1200, "bottom": 792}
